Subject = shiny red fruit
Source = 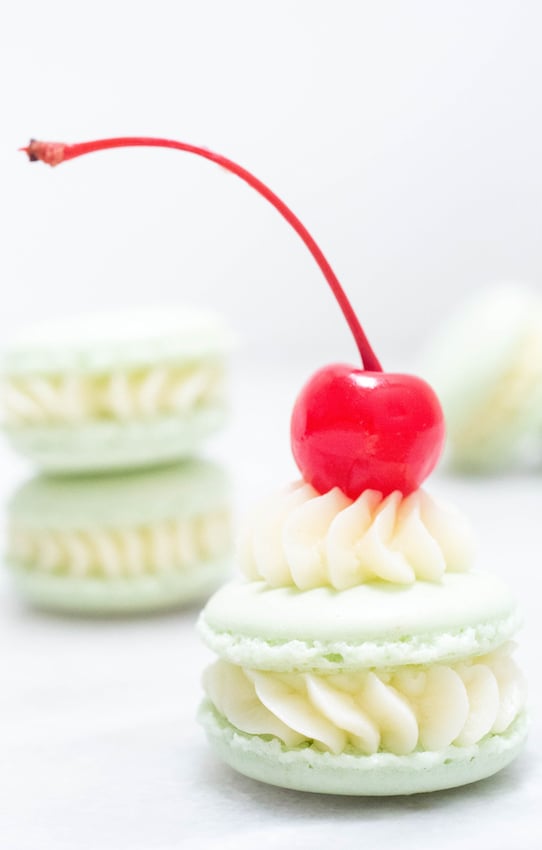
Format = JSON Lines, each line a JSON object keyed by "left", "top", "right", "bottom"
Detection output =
{"left": 291, "top": 364, "right": 446, "bottom": 499}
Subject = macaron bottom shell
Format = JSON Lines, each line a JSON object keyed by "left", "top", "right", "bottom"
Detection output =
{"left": 199, "top": 701, "right": 527, "bottom": 796}
{"left": 3, "top": 404, "right": 227, "bottom": 474}
{"left": 8, "top": 557, "right": 230, "bottom": 615}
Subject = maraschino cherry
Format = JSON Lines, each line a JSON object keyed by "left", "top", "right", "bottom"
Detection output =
{"left": 21, "top": 136, "right": 445, "bottom": 498}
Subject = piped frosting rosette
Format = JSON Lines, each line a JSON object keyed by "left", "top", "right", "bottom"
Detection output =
{"left": 199, "top": 482, "right": 526, "bottom": 795}
{"left": 238, "top": 482, "right": 474, "bottom": 588}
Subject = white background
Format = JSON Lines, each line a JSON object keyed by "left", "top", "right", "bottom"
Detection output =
{"left": 0, "top": 2, "right": 541, "bottom": 848}
{"left": 2, "top": 1, "right": 542, "bottom": 363}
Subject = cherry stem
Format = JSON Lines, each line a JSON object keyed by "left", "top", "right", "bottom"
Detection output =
{"left": 21, "top": 137, "right": 383, "bottom": 371}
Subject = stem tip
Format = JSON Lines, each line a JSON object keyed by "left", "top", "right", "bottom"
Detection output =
{"left": 21, "top": 139, "right": 67, "bottom": 166}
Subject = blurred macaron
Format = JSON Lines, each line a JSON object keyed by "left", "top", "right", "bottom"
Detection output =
{"left": 420, "top": 283, "right": 542, "bottom": 472}
{"left": 6, "top": 458, "right": 232, "bottom": 614}
{"left": 0, "top": 308, "right": 234, "bottom": 473}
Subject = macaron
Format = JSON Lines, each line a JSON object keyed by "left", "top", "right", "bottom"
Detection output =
{"left": 420, "top": 284, "right": 542, "bottom": 472}
{"left": 198, "top": 484, "right": 526, "bottom": 796}
{"left": 6, "top": 458, "right": 232, "bottom": 614}
{"left": 0, "top": 308, "right": 234, "bottom": 473}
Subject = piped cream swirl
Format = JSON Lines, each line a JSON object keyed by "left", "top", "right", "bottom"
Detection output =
{"left": 8, "top": 511, "right": 231, "bottom": 578}
{"left": 1, "top": 361, "right": 225, "bottom": 425}
{"left": 239, "top": 482, "right": 474, "bottom": 588}
{"left": 204, "top": 645, "right": 525, "bottom": 756}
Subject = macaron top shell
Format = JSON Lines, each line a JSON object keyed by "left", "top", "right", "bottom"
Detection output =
{"left": 199, "top": 571, "right": 519, "bottom": 671}
{"left": 9, "top": 458, "right": 230, "bottom": 528}
{"left": 1, "top": 308, "right": 235, "bottom": 376}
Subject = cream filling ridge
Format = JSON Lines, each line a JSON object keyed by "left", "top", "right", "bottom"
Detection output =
{"left": 1, "top": 361, "right": 226, "bottom": 425}
{"left": 239, "top": 483, "right": 475, "bottom": 588}
{"left": 8, "top": 511, "right": 231, "bottom": 578}
{"left": 204, "top": 646, "right": 526, "bottom": 756}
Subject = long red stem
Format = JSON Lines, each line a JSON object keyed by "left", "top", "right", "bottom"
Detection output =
{"left": 21, "top": 137, "right": 382, "bottom": 371}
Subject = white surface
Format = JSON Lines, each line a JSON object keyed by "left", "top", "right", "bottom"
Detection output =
{"left": 0, "top": 366, "right": 540, "bottom": 849}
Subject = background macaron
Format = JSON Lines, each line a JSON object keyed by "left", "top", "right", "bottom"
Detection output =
{"left": 420, "top": 283, "right": 542, "bottom": 472}
{"left": 6, "top": 458, "right": 232, "bottom": 614}
{"left": 0, "top": 308, "right": 234, "bottom": 473}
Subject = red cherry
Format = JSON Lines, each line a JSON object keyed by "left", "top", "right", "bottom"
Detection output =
{"left": 291, "top": 364, "right": 446, "bottom": 499}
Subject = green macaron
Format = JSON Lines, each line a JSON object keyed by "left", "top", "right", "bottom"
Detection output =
{"left": 420, "top": 284, "right": 542, "bottom": 472}
{"left": 7, "top": 459, "right": 232, "bottom": 614}
{"left": 198, "top": 573, "right": 526, "bottom": 795}
{"left": 0, "top": 308, "right": 234, "bottom": 473}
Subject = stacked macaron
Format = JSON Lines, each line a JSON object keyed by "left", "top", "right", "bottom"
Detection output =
{"left": 421, "top": 284, "right": 542, "bottom": 472}
{"left": 1, "top": 309, "right": 232, "bottom": 472}
{"left": 198, "top": 482, "right": 526, "bottom": 795}
{"left": 1, "top": 308, "right": 234, "bottom": 613}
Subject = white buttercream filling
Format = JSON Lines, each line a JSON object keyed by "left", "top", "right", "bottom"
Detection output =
{"left": 8, "top": 511, "right": 231, "bottom": 578}
{"left": 1, "top": 361, "right": 225, "bottom": 425}
{"left": 203, "top": 644, "right": 525, "bottom": 756}
{"left": 239, "top": 483, "right": 474, "bottom": 589}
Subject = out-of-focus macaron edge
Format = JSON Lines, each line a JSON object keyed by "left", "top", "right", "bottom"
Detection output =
{"left": 8, "top": 557, "right": 231, "bottom": 615}
{"left": 0, "top": 309, "right": 236, "bottom": 376}
{"left": 419, "top": 284, "right": 542, "bottom": 470}
{"left": 8, "top": 456, "right": 231, "bottom": 528}
{"left": 421, "top": 284, "right": 540, "bottom": 427}
{"left": 2, "top": 404, "right": 228, "bottom": 474}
